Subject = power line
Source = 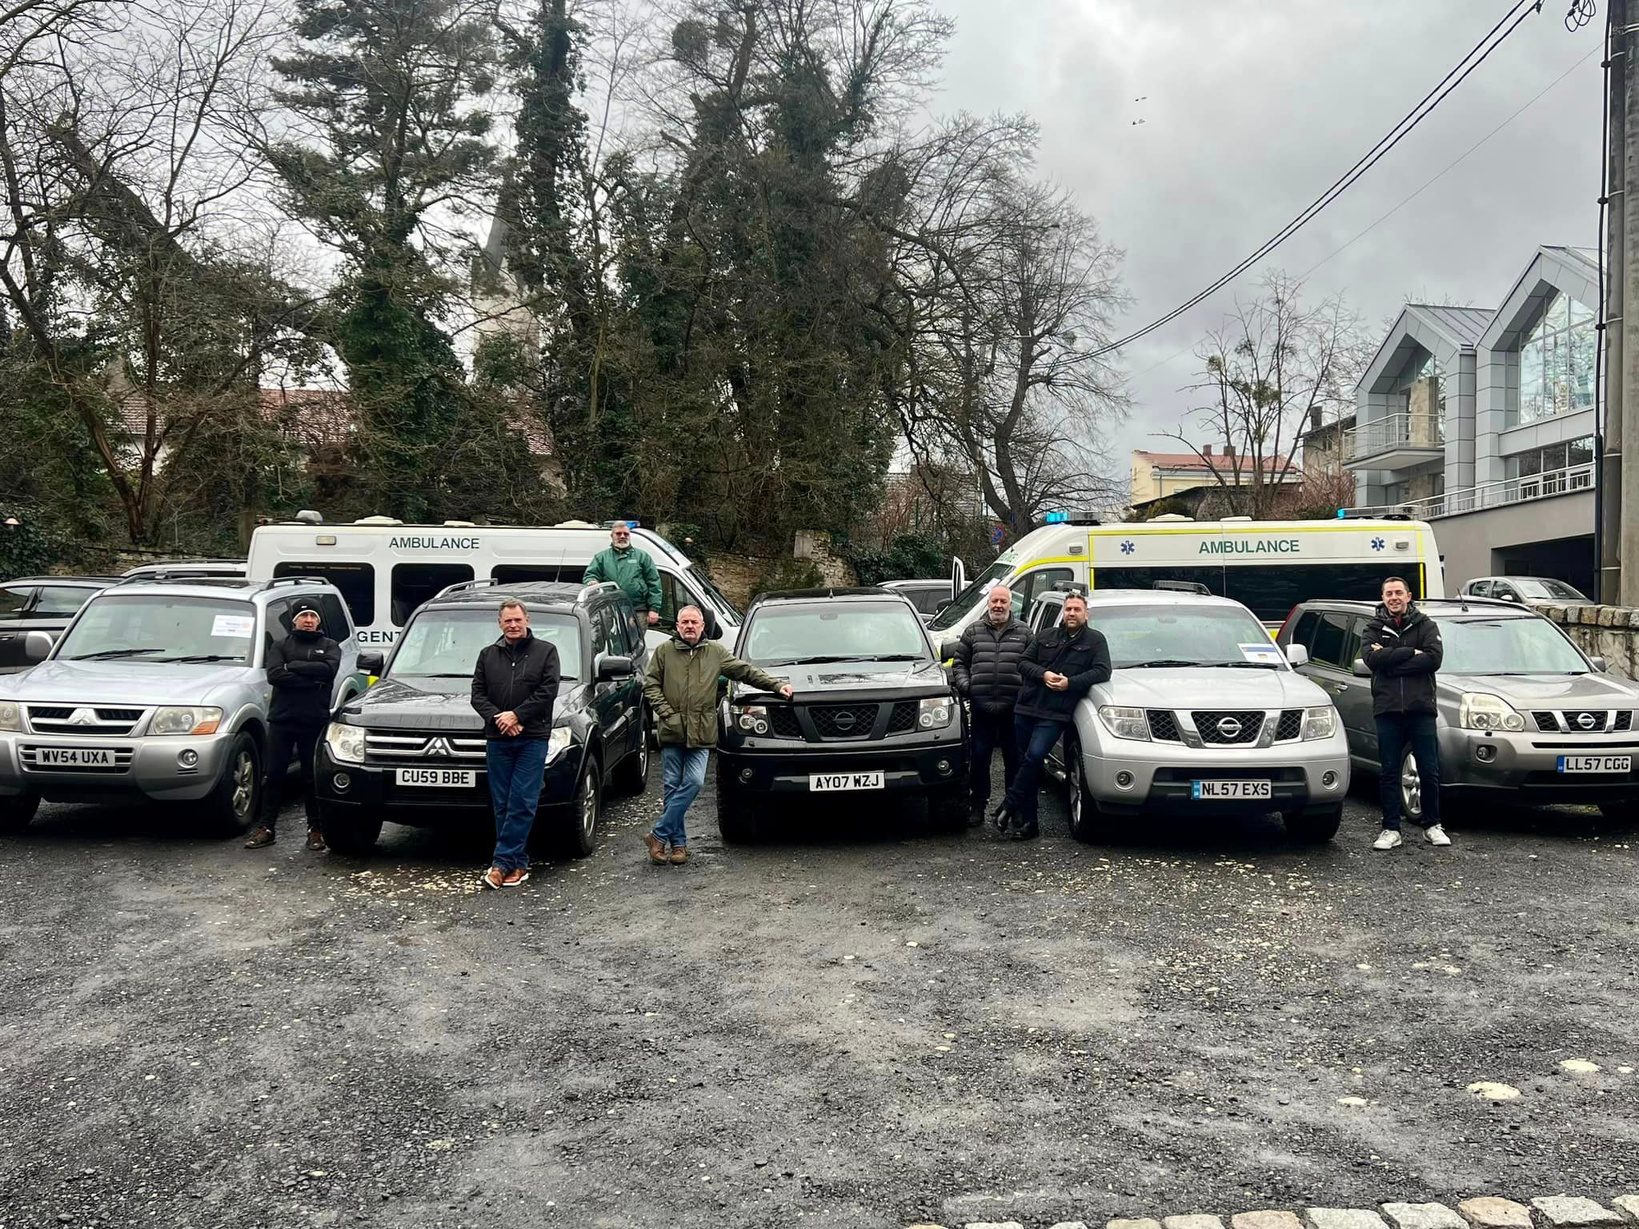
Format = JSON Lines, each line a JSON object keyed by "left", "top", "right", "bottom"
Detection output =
{"left": 1094, "top": 0, "right": 1547, "bottom": 359}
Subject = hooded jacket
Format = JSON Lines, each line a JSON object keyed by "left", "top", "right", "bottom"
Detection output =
{"left": 470, "top": 632, "right": 561, "bottom": 739}
{"left": 643, "top": 634, "right": 786, "bottom": 748}
{"left": 952, "top": 616, "right": 1032, "bottom": 715}
{"left": 266, "top": 629, "right": 342, "bottom": 725}
{"left": 1014, "top": 622, "right": 1112, "bottom": 721}
{"left": 1361, "top": 602, "right": 1443, "bottom": 717}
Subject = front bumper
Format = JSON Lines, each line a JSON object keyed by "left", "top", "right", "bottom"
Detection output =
{"left": 1082, "top": 731, "right": 1351, "bottom": 816}
{"left": 715, "top": 738, "right": 967, "bottom": 796}
{"left": 314, "top": 739, "right": 581, "bottom": 827}
{"left": 1435, "top": 726, "right": 1639, "bottom": 804}
{"left": 0, "top": 729, "right": 236, "bottom": 802}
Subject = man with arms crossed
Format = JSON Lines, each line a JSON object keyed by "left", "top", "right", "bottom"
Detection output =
{"left": 1363, "top": 576, "right": 1451, "bottom": 850}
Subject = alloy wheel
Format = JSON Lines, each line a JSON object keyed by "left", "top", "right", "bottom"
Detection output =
{"left": 1067, "top": 753, "right": 1083, "bottom": 835}
{"left": 580, "top": 769, "right": 600, "bottom": 842}
{"left": 1400, "top": 750, "right": 1423, "bottom": 821}
{"left": 231, "top": 750, "right": 256, "bottom": 819}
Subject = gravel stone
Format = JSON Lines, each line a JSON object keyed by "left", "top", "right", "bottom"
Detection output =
{"left": 1234, "top": 1213, "right": 1305, "bottom": 1229}
{"left": 1308, "top": 1210, "right": 1391, "bottom": 1229}
{"left": 1459, "top": 1199, "right": 1534, "bottom": 1229}
{"left": 1383, "top": 1204, "right": 1467, "bottom": 1229}
{"left": 1530, "top": 1199, "right": 1624, "bottom": 1228}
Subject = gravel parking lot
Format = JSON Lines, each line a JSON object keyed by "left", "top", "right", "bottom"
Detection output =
{"left": 3, "top": 763, "right": 1638, "bottom": 1229}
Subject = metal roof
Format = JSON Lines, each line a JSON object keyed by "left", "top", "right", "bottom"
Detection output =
{"left": 1402, "top": 304, "right": 1496, "bottom": 347}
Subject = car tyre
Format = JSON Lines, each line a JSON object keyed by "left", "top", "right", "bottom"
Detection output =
{"left": 1064, "top": 736, "right": 1111, "bottom": 844}
{"left": 928, "top": 786, "right": 968, "bottom": 832}
{"left": 1398, "top": 746, "right": 1447, "bottom": 825}
{"left": 321, "top": 804, "right": 383, "bottom": 855}
{"left": 1597, "top": 799, "right": 1638, "bottom": 824}
{"left": 203, "top": 733, "right": 261, "bottom": 836}
{"left": 716, "top": 770, "right": 761, "bottom": 843}
{"left": 0, "top": 792, "right": 40, "bottom": 834}
{"left": 558, "top": 753, "right": 601, "bottom": 859}
{"left": 611, "top": 710, "right": 650, "bottom": 796}
{"left": 1284, "top": 804, "right": 1342, "bottom": 843}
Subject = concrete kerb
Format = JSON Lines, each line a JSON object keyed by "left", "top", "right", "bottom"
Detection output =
{"left": 908, "top": 1197, "right": 1639, "bottom": 1229}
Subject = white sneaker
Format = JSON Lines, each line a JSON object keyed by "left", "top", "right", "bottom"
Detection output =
{"left": 1372, "top": 829, "right": 1403, "bottom": 851}
{"left": 1424, "top": 823, "right": 1452, "bottom": 846}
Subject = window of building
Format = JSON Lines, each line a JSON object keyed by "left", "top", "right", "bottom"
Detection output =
{"left": 1392, "top": 348, "right": 1445, "bottom": 444}
{"left": 1507, "top": 435, "right": 1595, "bottom": 481}
{"left": 1518, "top": 292, "right": 1596, "bottom": 424}
{"left": 274, "top": 562, "right": 375, "bottom": 627}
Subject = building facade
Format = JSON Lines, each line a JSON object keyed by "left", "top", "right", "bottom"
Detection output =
{"left": 1129, "top": 447, "right": 1294, "bottom": 508}
{"left": 1346, "top": 246, "right": 1599, "bottom": 596}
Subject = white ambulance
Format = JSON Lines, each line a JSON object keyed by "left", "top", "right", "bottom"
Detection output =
{"left": 928, "top": 514, "right": 1444, "bottom": 639}
{"left": 245, "top": 517, "right": 743, "bottom": 652}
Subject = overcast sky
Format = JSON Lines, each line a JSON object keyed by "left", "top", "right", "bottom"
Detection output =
{"left": 921, "top": 0, "right": 1604, "bottom": 463}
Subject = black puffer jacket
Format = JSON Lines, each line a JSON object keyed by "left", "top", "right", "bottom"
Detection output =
{"left": 1362, "top": 602, "right": 1443, "bottom": 717}
{"left": 952, "top": 617, "right": 1032, "bottom": 715}
{"left": 266, "top": 630, "right": 341, "bottom": 725}
{"left": 1015, "top": 623, "right": 1112, "bottom": 721}
{"left": 470, "top": 633, "right": 561, "bottom": 739}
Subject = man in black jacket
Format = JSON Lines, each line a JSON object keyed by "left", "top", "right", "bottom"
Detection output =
{"left": 953, "top": 585, "right": 1031, "bottom": 825}
{"left": 246, "top": 600, "right": 341, "bottom": 850}
{"left": 993, "top": 590, "right": 1112, "bottom": 840}
{"left": 471, "top": 599, "right": 561, "bottom": 888}
{"left": 1362, "top": 576, "right": 1451, "bottom": 850}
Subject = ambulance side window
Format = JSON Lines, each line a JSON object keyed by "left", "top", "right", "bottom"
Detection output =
{"left": 274, "top": 562, "right": 375, "bottom": 627}
{"left": 1011, "top": 568, "right": 1074, "bottom": 619}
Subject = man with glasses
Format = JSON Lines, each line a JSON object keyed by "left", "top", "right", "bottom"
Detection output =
{"left": 584, "top": 521, "right": 663, "bottom": 628}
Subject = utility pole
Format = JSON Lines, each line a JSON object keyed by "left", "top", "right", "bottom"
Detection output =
{"left": 1610, "top": 0, "right": 1639, "bottom": 604}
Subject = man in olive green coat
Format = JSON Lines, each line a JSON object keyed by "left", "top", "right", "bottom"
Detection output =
{"left": 641, "top": 605, "right": 792, "bottom": 864}
{"left": 584, "top": 521, "right": 663, "bottom": 626}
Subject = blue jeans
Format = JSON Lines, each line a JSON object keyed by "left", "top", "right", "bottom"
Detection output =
{"left": 485, "top": 737, "right": 549, "bottom": 870}
{"left": 1002, "top": 715, "right": 1067, "bottom": 828}
{"left": 1375, "top": 712, "right": 1441, "bottom": 830}
{"left": 969, "top": 708, "right": 1021, "bottom": 806}
{"left": 655, "top": 746, "right": 710, "bottom": 848}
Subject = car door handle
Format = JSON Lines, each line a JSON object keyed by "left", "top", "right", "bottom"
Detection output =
{"left": 1332, "top": 683, "right": 1348, "bottom": 692}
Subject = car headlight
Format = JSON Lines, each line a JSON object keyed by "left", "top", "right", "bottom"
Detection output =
{"left": 150, "top": 706, "right": 222, "bottom": 736}
{"left": 730, "top": 703, "right": 770, "bottom": 735}
{"left": 325, "top": 721, "right": 365, "bottom": 763}
{"left": 917, "top": 697, "right": 953, "bottom": 730}
{"left": 547, "top": 726, "right": 573, "bottom": 761}
{"left": 1097, "top": 705, "right": 1151, "bottom": 741}
{"left": 0, "top": 700, "right": 20, "bottom": 732}
{"left": 1459, "top": 692, "right": 1525, "bottom": 732}
{"left": 1301, "top": 706, "right": 1337, "bottom": 741}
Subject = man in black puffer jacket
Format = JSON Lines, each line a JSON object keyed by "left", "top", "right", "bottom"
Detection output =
{"left": 1362, "top": 576, "right": 1450, "bottom": 851}
{"left": 247, "top": 600, "right": 341, "bottom": 851}
{"left": 952, "top": 585, "right": 1032, "bottom": 825}
{"left": 994, "top": 590, "right": 1111, "bottom": 841}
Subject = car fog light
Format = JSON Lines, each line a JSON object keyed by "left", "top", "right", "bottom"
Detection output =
{"left": 1475, "top": 743, "right": 1497, "bottom": 763}
{"left": 177, "top": 749, "right": 199, "bottom": 769}
{"left": 332, "top": 772, "right": 350, "bottom": 791}
{"left": 1322, "top": 770, "right": 1338, "bottom": 789}
{"left": 936, "top": 758, "right": 952, "bottom": 775}
{"left": 739, "top": 767, "right": 754, "bottom": 783}
{"left": 1115, "top": 770, "right": 1135, "bottom": 790}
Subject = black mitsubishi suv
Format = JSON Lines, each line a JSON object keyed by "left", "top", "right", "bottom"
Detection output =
{"left": 715, "top": 587, "right": 968, "bottom": 841}
{"left": 315, "top": 580, "right": 649, "bottom": 856}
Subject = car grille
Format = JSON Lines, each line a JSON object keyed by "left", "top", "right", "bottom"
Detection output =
{"left": 768, "top": 707, "right": 804, "bottom": 739}
{"left": 886, "top": 702, "right": 919, "bottom": 734}
{"left": 19, "top": 744, "right": 135, "bottom": 773}
{"left": 1147, "top": 710, "right": 1182, "bottom": 742}
{"left": 25, "top": 704, "right": 149, "bottom": 736}
{"left": 363, "top": 731, "right": 488, "bottom": 763}
{"left": 1274, "top": 709, "right": 1304, "bottom": 742}
{"left": 809, "top": 704, "right": 879, "bottom": 739}
{"left": 1534, "top": 710, "right": 1632, "bottom": 733}
{"left": 1192, "top": 710, "right": 1264, "bottom": 745}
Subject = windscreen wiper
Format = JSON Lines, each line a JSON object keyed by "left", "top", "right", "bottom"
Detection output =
{"left": 1209, "top": 660, "right": 1283, "bottom": 669}
{"left": 1124, "top": 658, "right": 1202, "bottom": 669}
{"left": 762, "top": 654, "right": 918, "bottom": 666}
{"left": 160, "top": 654, "right": 245, "bottom": 663}
{"left": 68, "top": 648, "right": 164, "bottom": 660}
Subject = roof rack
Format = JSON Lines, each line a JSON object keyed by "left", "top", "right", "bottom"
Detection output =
{"left": 433, "top": 578, "right": 504, "bottom": 600}
{"left": 263, "top": 575, "right": 330, "bottom": 590}
{"left": 1152, "top": 580, "right": 1211, "bottom": 594}
{"left": 577, "top": 581, "right": 623, "bottom": 603}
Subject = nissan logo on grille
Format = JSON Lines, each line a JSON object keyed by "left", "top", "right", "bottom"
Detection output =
{"left": 1577, "top": 712, "right": 1598, "bottom": 730}
{"left": 831, "top": 711, "right": 857, "bottom": 730}
{"left": 1215, "top": 716, "right": 1243, "bottom": 740}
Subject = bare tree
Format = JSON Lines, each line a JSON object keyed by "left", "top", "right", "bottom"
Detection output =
{"left": 1161, "top": 271, "right": 1364, "bottom": 520}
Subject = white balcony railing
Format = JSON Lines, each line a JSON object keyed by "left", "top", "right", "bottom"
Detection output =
{"left": 1341, "top": 411, "right": 1445, "bottom": 463}
{"left": 1346, "top": 461, "right": 1596, "bottom": 521}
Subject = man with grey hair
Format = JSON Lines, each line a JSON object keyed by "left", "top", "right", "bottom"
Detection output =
{"left": 952, "top": 584, "right": 1030, "bottom": 825}
{"left": 584, "top": 520, "right": 663, "bottom": 627}
{"left": 471, "top": 599, "right": 561, "bottom": 888}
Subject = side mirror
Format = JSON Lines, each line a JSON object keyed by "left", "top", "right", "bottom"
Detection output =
{"left": 597, "top": 654, "right": 635, "bottom": 681}
{"left": 704, "top": 610, "right": 724, "bottom": 641}
{"left": 1499, "top": 591, "right": 1519, "bottom": 602}
{"left": 357, "top": 650, "right": 385, "bottom": 675}
{"left": 22, "top": 630, "right": 53, "bottom": 664}
{"left": 939, "top": 639, "right": 961, "bottom": 662}
{"left": 934, "top": 599, "right": 951, "bottom": 614}
{"left": 1284, "top": 643, "right": 1309, "bottom": 667}
{"left": 1351, "top": 658, "right": 1371, "bottom": 678}
{"left": 1589, "top": 655, "right": 1608, "bottom": 672}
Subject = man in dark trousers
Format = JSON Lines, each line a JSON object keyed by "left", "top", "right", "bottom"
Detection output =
{"left": 993, "top": 589, "right": 1111, "bottom": 840}
{"left": 246, "top": 600, "right": 340, "bottom": 851}
{"left": 1362, "top": 575, "right": 1450, "bottom": 850}
{"left": 952, "top": 584, "right": 1031, "bottom": 826}
{"left": 471, "top": 599, "right": 561, "bottom": 888}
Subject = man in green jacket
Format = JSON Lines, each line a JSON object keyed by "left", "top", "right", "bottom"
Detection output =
{"left": 584, "top": 521, "right": 663, "bottom": 627}
{"left": 641, "top": 605, "right": 792, "bottom": 865}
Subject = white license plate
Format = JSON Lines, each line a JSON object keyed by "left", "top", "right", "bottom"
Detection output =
{"left": 808, "top": 771, "right": 884, "bottom": 792}
{"left": 1192, "top": 779, "right": 1272, "bottom": 800}
{"left": 1557, "top": 754, "right": 1632, "bottom": 774}
{"left": 395, "top": 768, "right": 476, "bottom": 788}
{"left": 38, "top": 747, "right": 114, "bottom": 767}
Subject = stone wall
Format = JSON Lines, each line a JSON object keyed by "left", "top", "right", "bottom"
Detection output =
{"left": 703, "top": 531, "right": 857, "bottom": 608}
{"left": 1530, "top": 602, "right": 1639, "bottom": 679}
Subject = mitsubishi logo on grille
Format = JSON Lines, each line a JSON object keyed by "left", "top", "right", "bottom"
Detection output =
{"left": 69, "top": 708, "right": 98, "bottom": 726}
{"left": 425, "top": 736, "right": 454, "bottom": 756}
{"left": 1216, "top": 716, "right": 1243, "bottom": 740}
{"left": 1577, "top": 712, "right": 1598, "bottom": 730}
{"left": 832, "top": 711, "right": 857, "bottom": 730}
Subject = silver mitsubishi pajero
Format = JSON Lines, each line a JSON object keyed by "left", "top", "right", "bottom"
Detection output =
{"left": 0, "top": 577, "right": 371, "bottom": 835}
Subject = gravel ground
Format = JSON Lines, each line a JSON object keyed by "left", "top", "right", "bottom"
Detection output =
{"left": 2, "top": 762, "right": 1637, "bottom": 1229}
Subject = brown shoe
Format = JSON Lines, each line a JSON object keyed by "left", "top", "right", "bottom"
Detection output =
{"left": 642, "top": 831, "right": 668, "bottom": 865}
{"left": 244, "top": 826, "right": 275, "bottom": 849}
{"left": 669, "top": 845, "right": 689, "bottom": 865}
{"left": 306, "top": 828, "right": 327, "bottom": 851}
{"left": 501, "top": 867, "right": 530, "bottom": 887}
{"left": 480, "top": 866, "right": 505, "bottom": 889}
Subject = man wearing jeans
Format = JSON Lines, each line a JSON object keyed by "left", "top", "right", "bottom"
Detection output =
{"left": 641, "top": 605, "right": 791, "bottom": 865}
{"left": 1363, "top": 576, "right": 1450, "bottom": 850}
{"left": 952, "top": 585, "right": 1031, "bottom": 824}
{"left": 471, "top": 600, "right": 561, "bottom": 888}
